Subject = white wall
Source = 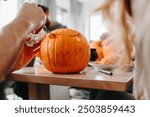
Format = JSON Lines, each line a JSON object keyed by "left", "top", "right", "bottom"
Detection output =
{"left": 55, "top": 0, "right": 71, "bottom": 27}
{"left": 56, "top": 0, "right": 70, "bottom": 11}
{"left": 0, "top": 0, "right": 18, "bottom": 28}
{"left": 80, "top": 0, "right": 107, "bottom": 40}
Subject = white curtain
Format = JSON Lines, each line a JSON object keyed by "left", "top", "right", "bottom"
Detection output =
{"left": 47, "top": 0, "right": 56, "bottom": 20}
{"left": 70, "top": 0, "right": 84, "bottom": 33}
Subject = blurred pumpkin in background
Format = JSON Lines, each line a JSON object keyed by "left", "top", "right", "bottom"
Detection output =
{"left": 100, "top": 52, "right": 120, "bottom": 64}
{"left": 40, "top": 29, "right": 90, "bottom": 73}
{"left": 89, "top": 40, "right": 104, "bottom": 61}
{"left": 100, "top": 36, "right": 120, "bottom": 65}
{"left": 102, "top": 37, "right": 117, "bottom": 56}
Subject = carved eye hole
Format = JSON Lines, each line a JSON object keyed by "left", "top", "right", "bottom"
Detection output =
{"left": 49, "top": 33, "right": 57, "bottom": 39}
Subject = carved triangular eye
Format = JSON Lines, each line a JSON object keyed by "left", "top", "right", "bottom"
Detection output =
{"left": 51, "top": 28, "right": 79, "bottom": 36}
{"left": 49, "top": 33, "right": 57, "bottom": 39}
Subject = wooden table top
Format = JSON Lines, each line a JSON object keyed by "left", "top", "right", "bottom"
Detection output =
{"left": 8, "top": 66, "right": 134, "bottom": 91}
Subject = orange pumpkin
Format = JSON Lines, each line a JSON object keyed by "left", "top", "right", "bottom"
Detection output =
{"left": 100, "top": 52, "right": 120, "bottom": 64}
{"left": 89, "top": 40, "right": 104, "bottom": 61}
{"left": 40, "top": 29, "right": 90, "bottom": 73}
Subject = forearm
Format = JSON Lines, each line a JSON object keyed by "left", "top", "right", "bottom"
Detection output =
{"left": 0, "top": 18, "right": 33, "bottom": 79}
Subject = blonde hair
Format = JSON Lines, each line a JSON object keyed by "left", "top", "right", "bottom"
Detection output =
{"left": 96, "top": 0, "right": 135, "bottom": 65}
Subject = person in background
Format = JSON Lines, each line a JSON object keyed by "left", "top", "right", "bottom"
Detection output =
{"left": 34, "top": 4, "right": 67, "bottom": 66}
{"left": 90, "top": 0, "right": 148, "bottom": 100}
{"left": 98, "top": 0, "right": 150, "bottom": 100}
{"left": 38, "top": 4, "right": 67, "bottom": 33}
{"left": 0, "top": 3, "right": 46, "bottom": 99}
{"left": 13, "top": 4, "right": 67, "bottom": 100}
{"left": 89, "top": 0, "right": 136, "bottom": 99}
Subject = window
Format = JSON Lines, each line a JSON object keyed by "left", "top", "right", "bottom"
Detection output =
{"left": 0, "top": 0, "right": 18, "bottom": 28}
{"left": 56, "top": 7, "right": 68, "bottom": 26}
{"left": 89, "top": 14, "right": 107, "bottom": 41}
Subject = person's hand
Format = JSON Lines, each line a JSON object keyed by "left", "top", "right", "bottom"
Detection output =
{"left": 16, "top": 3, "right": 46, "bottom": 33}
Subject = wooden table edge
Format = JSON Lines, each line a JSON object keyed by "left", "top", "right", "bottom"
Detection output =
{"left": 8, "top": 73, "right": 133, "bottom": 92}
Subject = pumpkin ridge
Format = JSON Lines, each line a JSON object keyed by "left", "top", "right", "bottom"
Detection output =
{"left": 54, "top": 35, "right": 60, "bottom": 72}
{"left": 74, "top": 34, "right": 85, "bottom": 69}
{"left": 47, "top": 38, "right": 56, "bottom": 72}
{"left": 46, "top": 39, "right": 52, "bottom": 71}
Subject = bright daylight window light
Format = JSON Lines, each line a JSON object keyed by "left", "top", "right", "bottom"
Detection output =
{"left": 0, "top": 0, "right": 18, "bottom": 28}
{"left": 90, "top": 14, "right": 107, "bottom": 41}
{"left": 56, "top": 14, "right": 63, "bottom": 23}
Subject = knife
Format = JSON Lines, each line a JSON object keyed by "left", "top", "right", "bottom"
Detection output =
{"left": 98, "top": 68, "right": 113, "bottom": 76}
